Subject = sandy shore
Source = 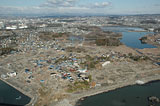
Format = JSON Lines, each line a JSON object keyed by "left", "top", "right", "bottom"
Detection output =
{"left": 54, "top": 75, "right": 160, "bottom": 106}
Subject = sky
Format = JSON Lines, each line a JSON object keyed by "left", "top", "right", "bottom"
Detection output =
{"left": 0, "top": 0, "right": 160, "bottom": 15}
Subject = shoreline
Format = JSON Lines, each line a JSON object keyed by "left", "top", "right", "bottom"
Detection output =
{"left": 140, "top": 33, "right": 160, "bottom": 48}
{"left": 1, "top": 70, "right": 160, "bottom": 106}
{"left": 64, "top": 75, "right": 160, "bottom": 106}
{"left": 0, "top": 78, "right": 36, "bottom": 106}
{"left": 0, "top": 27, "right": 159, "bottom": 106}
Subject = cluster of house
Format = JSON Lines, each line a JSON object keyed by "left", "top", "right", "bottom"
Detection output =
{"left": 20, "top": 53, "right": 92, "bottom": 84}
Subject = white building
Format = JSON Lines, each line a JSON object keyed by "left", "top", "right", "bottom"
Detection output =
{"left": 19, "top": 25, "right": 28, "bottom": 29}
{"left": 6, "top": 25, "right": 17, "bottom": 30}
{"left": 7, "top": 72, "right": 17, "bottom": 77}
{"left": 78, "top": 69, "right": 88, "bottom": 73}
{"left": 102, "top": 61, "right": 111, "bottom": 67}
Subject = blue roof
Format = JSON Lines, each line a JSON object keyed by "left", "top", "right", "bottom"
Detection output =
{"left": 157, "top": 62, "right": 160, "bottom": 65}
{"left": 50, "top": 65, "right": 54, "bottom": 68}
{"left": 72, "top": 58, "right": 77, "bottom": 61}
{"left": 25, "top": 69, "right": 30, "bottom": 72}
{"left": 40, "top": 80, "right": 44, "bottom": 82}
{"left": 39, "top": 60, "right": 46, "bottom": 62}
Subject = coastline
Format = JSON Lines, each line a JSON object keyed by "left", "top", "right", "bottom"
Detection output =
{"left": 0, "top": 78, "right": 36, "bottom": 106}
{"left": 64, "top": 75, "right": 160, "bottom": 106}
{"left": 0, "top": 26, "right": 159, "bottom": 106}
{"left": 1, "top": 69, "right": 160, "bottom": 106}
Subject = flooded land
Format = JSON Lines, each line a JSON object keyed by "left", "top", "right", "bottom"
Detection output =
{"left": 0, "top": 16, "right": 160, "bottom": 106}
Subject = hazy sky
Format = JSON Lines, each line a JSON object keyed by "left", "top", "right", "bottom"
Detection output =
{"left": 0, "top": 0, "right": 160, "bottom": 15}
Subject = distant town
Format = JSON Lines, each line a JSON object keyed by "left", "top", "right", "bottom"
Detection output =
{"left": 0, "top": 15, "right": 160, "bottom": 106}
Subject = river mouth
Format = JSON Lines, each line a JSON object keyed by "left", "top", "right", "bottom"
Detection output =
{"left": 0, "top": 80, "right": 31, "bottom": 106}
{"left": 77, "top": 80, "right": 160, "bottom": 106}
{"left": 102, "top": 26, "right": 157, "bottom": 49}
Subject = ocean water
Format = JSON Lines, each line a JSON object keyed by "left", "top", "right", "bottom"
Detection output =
{"left": 0, "top": 80, "right": 31, "bottom": 105}
{"left": 78, "top": 81, "right": 160, "bottom": 106}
